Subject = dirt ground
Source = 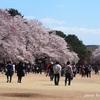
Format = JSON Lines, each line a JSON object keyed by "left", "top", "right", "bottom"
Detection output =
{"left": 0, "top": 72, "right": 100, "bottom": 100}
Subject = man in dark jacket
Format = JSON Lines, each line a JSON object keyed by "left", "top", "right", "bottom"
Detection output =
{"left": 5, "top": 61, "right": 14, "bottom": 83}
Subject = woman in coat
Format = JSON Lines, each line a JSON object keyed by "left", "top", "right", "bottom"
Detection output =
{"left": 16, "top": 61, "right": 25, "bottom": 83}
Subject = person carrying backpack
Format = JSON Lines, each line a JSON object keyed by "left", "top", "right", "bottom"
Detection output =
{"left": 64, "top": 61, "right": 73, "bottom": 86}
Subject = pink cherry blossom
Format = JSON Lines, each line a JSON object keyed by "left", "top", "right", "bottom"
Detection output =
{"left": 0, "top": 9, "right": 79, "bottom": 64}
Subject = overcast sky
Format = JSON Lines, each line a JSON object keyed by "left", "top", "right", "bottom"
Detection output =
{"left": 0, "top": 0, "right": 100, "bottom": 45}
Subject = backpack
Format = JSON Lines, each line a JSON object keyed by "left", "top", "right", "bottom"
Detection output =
{"left": 66, "top": 65, "right": 70, "bottom": 73}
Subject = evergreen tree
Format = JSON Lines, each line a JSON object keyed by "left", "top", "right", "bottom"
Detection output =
{"left": 55, "top": 30, "right": 66, "bottom": 38}
{"left": 53, "top": 30, "right": 91, "bottom": 64}
{"left": 6, "top": 8, "right": 23, "bottom": 17}
{"left": 65, "top": 34, "right": 90, "bottom": 64}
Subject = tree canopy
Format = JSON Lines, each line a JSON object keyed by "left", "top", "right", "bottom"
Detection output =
{"left": 54, "top": 30, "right": 66, "bottom": 38}
{"left": 6, "top": 8, "right": 23, "bottom": 17}
{"left": 0, "top": 9, "right": 79, "bottom": 64}
{"left": 54, "top": 31, "right": 91, "bottom": 65}
{"left": 90, "top": 47, "right": 100, "bottom": 64}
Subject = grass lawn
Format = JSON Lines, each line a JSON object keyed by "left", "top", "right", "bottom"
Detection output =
{"left": 0, "top": 72, "right": 100, "bottom": 100}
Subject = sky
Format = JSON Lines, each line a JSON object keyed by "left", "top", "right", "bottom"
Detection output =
{"left": 0, "top": 0, "right": 100, "bottom": 45}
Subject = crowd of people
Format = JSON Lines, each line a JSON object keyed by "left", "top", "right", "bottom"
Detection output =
{"left": 0, "top": 60, "right": 98, "bottom": 86}
{"left": 44, "top": 61, "right": 95, "bottom": 86}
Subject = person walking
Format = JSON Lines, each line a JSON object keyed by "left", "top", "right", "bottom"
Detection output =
{"left": 53, "top": 61, "right": 62, "bottom": 85}
{"left": 87, "top": 64, "right": 93, "bottom": 78}
{"left": 5, "top": 61, "right": 14, "bottom": 83}
{"left": 72, "top": 65, "right": 77, "bottom": 77}
{"left": 16, "top": 61, "right": 25, "bottom": 83}
{"left": 48, "top": 62, "right": 54, "bottom": 81}
{"left": 64, "top": 61, "right": 73, "bottom": 86}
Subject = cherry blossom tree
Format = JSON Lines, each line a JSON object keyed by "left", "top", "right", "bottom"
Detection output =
{"left": 90, "top": 47, "right": 100, "bottom": 64}
{"left": 0, "top": 9, "right": 79, "bottom": 64}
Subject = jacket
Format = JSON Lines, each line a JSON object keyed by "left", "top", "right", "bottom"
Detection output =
{"left": 53, "top": 64, "right": 62, "bottom": 74}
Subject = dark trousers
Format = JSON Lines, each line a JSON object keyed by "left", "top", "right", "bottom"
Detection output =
{"left": 88, "top": 71, "right": 91, "bottom": 77}
{"left": 65, "top": 73, "right": 71, "bottom": 85}
{"left": 85, "top": 71, "right": 89, "bottom": 78}
{"left": 49, "top": 72, "right": 54, "bottom": 81}
{"left": 86, "top": 71, "right": 91, "bottom": 78}
{"left": 7, "top": 75, "right": 12, "bottom": 82}
{"left": 18, "top": 76, "right": 22, "bottom": 83}
{"left": 54, "top": 73, "right": 60, "bottom": 85}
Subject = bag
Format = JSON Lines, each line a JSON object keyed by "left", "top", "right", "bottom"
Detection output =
{"left": 71, "top": 74, "right": 73, "bottom": 80}
{"left": 5, "top": 68, "right": 8, "bottom": 75}
{"left": 22, "top": 69, "right": 26, "bottom": 76}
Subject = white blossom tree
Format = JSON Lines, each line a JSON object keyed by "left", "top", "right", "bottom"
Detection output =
{"left": 0, "top": 9, "right": 79, "bottom": 64}
{"left": 90, "top": 47, "right": 100, "bottom": 64}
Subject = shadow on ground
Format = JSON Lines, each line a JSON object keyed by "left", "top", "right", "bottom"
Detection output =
{"left": 0, "top": 93, "right": 60, "bottom": 98}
